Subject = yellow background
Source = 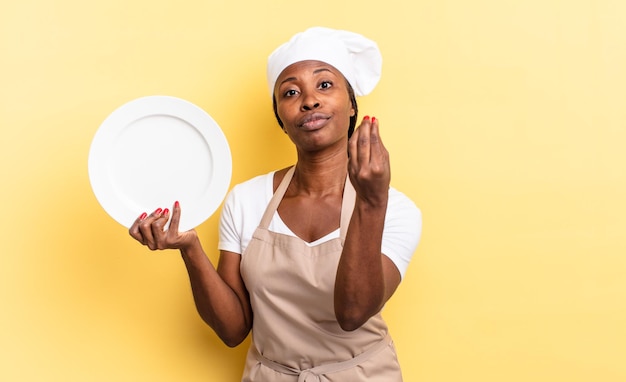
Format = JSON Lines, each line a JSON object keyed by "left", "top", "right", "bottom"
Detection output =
{"left": 1, "top": 0, "right": 625, "bottom": 381}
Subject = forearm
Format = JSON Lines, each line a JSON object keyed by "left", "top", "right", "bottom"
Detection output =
{"left": 334, "top": 199, "right": 388, "bottom": 331}
{"left": 180, "top": 243, "right": 251, "bottom": 347}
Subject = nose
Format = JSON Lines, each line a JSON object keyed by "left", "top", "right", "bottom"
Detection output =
{"left": 301, "top": 92, "right": 320, "bottom": 111}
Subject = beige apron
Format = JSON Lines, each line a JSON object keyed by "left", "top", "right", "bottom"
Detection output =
{"left": 240, "top": 166, "right": 403, "bottom": 382}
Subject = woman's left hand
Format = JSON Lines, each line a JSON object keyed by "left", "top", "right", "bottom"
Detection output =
{"left": 347, "top": 116, "right": 390, "bottom": 208}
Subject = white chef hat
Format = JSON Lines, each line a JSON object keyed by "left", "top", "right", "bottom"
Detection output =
{"left": 267, "top": 27, "right": 382, "bottom": 97}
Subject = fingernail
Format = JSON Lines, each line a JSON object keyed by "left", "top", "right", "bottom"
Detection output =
{"left": 372, "top": 116, "right": 376, "bottom": 123}
{"left": 163, "top": 208, "right": 169, "bottom": 216}
{"left": 154, "top": 208, "right": 163, "bottom": 215}
{"left": 174, "top": 201, "right": 180, "bottom": 208}
{"left": 139, "top": 212, "right": 147, "bottom": 220}
{"left": 363, "top": 115, "right": 370, "bottom": 120}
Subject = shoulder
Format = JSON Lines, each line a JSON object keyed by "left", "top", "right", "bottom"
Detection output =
{"left": 384, "top": 186, "right": 422, "bottom": 239}
{"left": 230, "top": 171, "right": 274, "bottom": 195}
{"left": 227, "top": 166, "right": 294, "bottom": 202}
{"left": 381, "top": 187, "right": 422, "bottom": 279}
{"left": 221, "top": 169, "right": 284, "bottom": 218}
{"left": 388, "top": 187, "right": 421, "bottom": 220}
{"left": 218, "top": 170, "right": 277, "bottom": 253}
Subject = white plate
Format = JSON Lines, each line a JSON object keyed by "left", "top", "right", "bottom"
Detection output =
{"left": 88, "top": 96, "right": 232, "bottom": 231}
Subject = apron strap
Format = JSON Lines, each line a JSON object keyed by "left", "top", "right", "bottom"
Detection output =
{"left": 251, "top": 333, "right": 392, "bottom": 381}
{"left": 259, "top": 165, "right": 356, "bottom": 240}
{"left": 259, "top": 166, "right": 296, "bottom": 229}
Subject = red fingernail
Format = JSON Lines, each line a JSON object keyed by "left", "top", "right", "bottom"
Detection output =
{"left": 372, "top": 116, "right": 376, "bottom": 123}
{"left": 174, "top": 201, "right": 180, "bottom": 208}
{"left": 154, "top": 208, "right": 163, "bottom": 215}
{"left": 363, "top": 115, "right": 370, "bottom": 120}
{"left": 139, "top": 212, "right": 147, "bottom": 220}
{"left": 163, "top": 208, "right": 169, "bottom": 215}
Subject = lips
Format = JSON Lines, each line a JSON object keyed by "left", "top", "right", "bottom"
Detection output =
{"left": 298, "top": 113, "right": 330, "bottom": 130}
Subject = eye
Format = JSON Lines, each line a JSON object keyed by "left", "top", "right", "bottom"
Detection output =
{"left": 319, "top": 81, "right": 333, "bottom": 90}
{"left": 283, "top": 89, "right": 299, "bottom": 97}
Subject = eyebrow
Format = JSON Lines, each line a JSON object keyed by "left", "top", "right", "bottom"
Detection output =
{"left": 278, "top": 68, "right": 334, "bottom": 87}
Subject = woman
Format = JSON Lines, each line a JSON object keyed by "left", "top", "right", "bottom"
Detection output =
{"left": 129, "top": 27, "right": 421, "bottom": 381}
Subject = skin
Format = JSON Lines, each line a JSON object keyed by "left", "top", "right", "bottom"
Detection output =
{"left": 128, "top": 60, "right": 401, "bottom": 345}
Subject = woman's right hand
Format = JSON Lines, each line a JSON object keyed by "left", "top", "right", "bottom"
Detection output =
{"left": 128, "top": 201, "right": 199, "bottom": 251}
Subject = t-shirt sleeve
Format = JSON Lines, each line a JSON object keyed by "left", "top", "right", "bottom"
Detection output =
{"left": 218, "top": 188, "right": 243, "bottom": 254}
{"left": 217, "top": 172, "right": 273, "bottom": 255}
{"left": 381, "top": 188, "right": 422, "bottom": 279}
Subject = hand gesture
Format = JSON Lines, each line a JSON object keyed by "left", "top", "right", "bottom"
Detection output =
{"left": 128, "top": 201, "right": 198, "bottom": 251}
{"left": 348, "top": 116, "right": 390, "bottom": 208}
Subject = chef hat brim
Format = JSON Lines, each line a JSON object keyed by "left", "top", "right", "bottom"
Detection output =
{"left": 267, "top": 27, "right": 382, "bottom": 97}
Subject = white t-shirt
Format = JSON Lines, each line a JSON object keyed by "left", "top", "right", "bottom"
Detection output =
{"left": 218, "top": 171, "right": 422, "bottom": 279}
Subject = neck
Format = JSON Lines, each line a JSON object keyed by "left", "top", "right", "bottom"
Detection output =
{"left": 292, "top": 149, "right": 348, "bottom": 196}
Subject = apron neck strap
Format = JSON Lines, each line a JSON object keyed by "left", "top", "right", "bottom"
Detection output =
{"left": 259, "top": 166, "right": 296, "bottom": 228}
{"left": 259, "top": 165, "right": 356, "bottom": 243}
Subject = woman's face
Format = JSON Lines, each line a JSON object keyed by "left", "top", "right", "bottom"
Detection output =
{"left": 274, "top": 60, "right": 355, "bottom": 152}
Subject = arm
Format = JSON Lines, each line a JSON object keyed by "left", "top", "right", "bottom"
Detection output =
{"left": 129, "top": 203, "right": 252, "bottom": 347}
{"left": 335, "top": 116, "right": 401, "bottom": 331}
{"left": 181, "top": 247, "right": 252, "bottom": 347}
